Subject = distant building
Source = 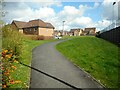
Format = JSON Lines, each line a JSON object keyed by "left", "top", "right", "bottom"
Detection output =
{"left": 70, "top": 28, "right": 84, "bottom": 36}
{"left": 84, "top": 27, "right": 96, "bottom": 36}
{"left": 53, "top": 30, "right": 69, "bottom": 36}
{"left": 11, "top": 19, "right": 55, "bottom": 36}
{"left": 53, "top": 30, "right": 62, "bottom": 36}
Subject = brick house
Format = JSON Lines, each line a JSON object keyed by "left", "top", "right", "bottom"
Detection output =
{"left": 63, "top": 31, "right": 69, "bottom": 36}
{"left": 84, "top": 27, "right": 96, "bottom": 35}
{"left": 11, "top": 20, "right": 27, "bottom": 33}
{"left": 70, "top": 28, "right": 84, "bottom": 36}
{"left": 53, "top": 30, "right": 69, "bottom": 36}
{"left": 53, "top": 30, "right": 62, "bottom": 36}
{"left": 11, "top": 19, "right": 55, "bottom": 36}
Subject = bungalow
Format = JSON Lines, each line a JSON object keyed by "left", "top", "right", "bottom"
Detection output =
{"left": 11, "top": 19, "right": 55, "bottom": 36}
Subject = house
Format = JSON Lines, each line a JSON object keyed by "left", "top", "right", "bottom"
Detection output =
{"left": 53, "top": 30, "right": 62, "bottom": 36}
{"left": 11, "top": 20, "right": 27, "bottom": 33}
{"left": 84, "top": 27, "right": 96, "bottom": 35}
{"left": 63, "top": 31, "right": 69, "bottom": 36}
{"left": 53, "top": 30, "right": 69, "bottom": 36}
{"left": 70, "top": 28, "right": 84, "bottom": 36}
{"left": 11, "top": 19, "right": 55, "bottom": 36}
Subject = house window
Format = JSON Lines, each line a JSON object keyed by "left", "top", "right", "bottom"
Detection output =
{"left": 30, "top": 28, "right": 31, "bottom": 31}
{"left": 46, "top": 29, "right": 48, "bottom": 32}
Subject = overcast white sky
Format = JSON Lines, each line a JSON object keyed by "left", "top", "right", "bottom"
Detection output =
{"left": 2, "top": 0, "right": 119, "bottom": 31}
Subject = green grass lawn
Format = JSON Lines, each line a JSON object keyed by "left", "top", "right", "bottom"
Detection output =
{"left": 10, "top": 39, "right": 52, "bottom": 88}
{"left": 56, "top": 36, "right": 119, "bottom": 88}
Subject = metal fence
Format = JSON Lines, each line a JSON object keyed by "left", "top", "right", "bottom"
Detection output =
{"left": 100, "top": 27, "right": 120, "bottom": 45}
{"left": 97, "top": 20, "right": 120, "bottom": 45}
{"left": 100, "top": 19, "right": 120, "bottom": 33}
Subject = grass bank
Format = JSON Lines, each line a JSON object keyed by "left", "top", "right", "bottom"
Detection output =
{"left": 56, "top": 36, "right": 119, "bottom": 88}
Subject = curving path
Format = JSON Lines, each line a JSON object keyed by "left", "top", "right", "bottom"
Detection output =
{"left": 30, "top": 39, "right": 104, "bottom": 88}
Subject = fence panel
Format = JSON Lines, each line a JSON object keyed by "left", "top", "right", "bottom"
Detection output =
{"left": 98, "top": 27, "right": 120, "bottom": 45}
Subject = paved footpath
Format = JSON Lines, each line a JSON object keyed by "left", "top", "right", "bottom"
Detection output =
{"left": 30, "top": 39, "right": 104, "bottom": 89}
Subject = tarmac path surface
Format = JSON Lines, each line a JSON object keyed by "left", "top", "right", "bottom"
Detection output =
{"left": 30, "top": 39, "right": 104, "bottom": 89}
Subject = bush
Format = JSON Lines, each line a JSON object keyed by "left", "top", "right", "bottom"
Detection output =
{"left": 1, "top": 49, "right": 20, "bottom": 88}
{"left": 36, "top": 35, "right": 44, "bottom": 40}
{"left": 2, "top": 25, "right": 23, "bottom": 56}
{"left": 2, "top": 24, "right": 23, "bottom": 88}
{"left": 44, "top": 36, "right": 53, "bottom": 40}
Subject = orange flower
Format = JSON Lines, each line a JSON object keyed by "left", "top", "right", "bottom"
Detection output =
{"left": 4, "top": 50, "right": 8, "bottom": 53}
{"left": 5, "top": 54, "right": 12, "bottom": 59}
{"left": 9, "top": 80, "right": 15, "bottom": 84}
{"left": 14, "top": 60, "right": 19, "bottom": 63}
{"left": 4, "top": 71, "right": 9, "bottom": 75}
{"left": 11, "top": 66, "right": 16, "bottom": 70}
{"left": 2, "top": 84, "right": 6, "bottom": 88}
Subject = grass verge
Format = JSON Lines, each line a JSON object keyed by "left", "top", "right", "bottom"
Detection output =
{"left": 10, "top": 39, "right": 52, "bottom": 88}
{"left": 56, "top": 36, "right": 119, "bottom": 88}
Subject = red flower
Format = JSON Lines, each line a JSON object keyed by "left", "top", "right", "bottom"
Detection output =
{"left": 2, "top": 52, "right": 5, "bottom": 57}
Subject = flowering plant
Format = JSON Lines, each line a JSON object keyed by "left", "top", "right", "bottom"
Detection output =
{"left": 1, "top": 48, "right": 21, "bottom": 88}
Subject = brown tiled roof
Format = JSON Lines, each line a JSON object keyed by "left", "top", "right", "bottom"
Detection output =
{"left": 24, "top": 19, "right": 46, "bottom": 28}
{"left": 13, "top": 20, "right": 27, "bottom": 28}
{"left": 46, "top": 22, "right": 55, "bottom": 29}
{"left": 12, "top": 19, "right": 54, "bottom": 29}
{"left": 84, "top": 28, "right": 96, "bottom": 31}
{"left": 24, "top": 19, "right": 54, "bottom": 29}
{"left": 84, "top": 28, "right": 96, "bottom": 33}
{"left": 70, "top": 28, "right": 82, "bottom": 32}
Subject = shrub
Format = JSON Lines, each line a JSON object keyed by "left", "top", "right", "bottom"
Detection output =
{"left": 2, "top": 25, "right": 23, "bottom": 56}
{"left": 1, "top": 49, "right": 21, "bottom": 88}
{"left": 2, "top": 24, "right": 23, "bottom": 88}
{"left": 36, "top": 35, "right": 44, "bottom": 40}
{"left": 44, "top": 36, "right": 53, "bottom": 40}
